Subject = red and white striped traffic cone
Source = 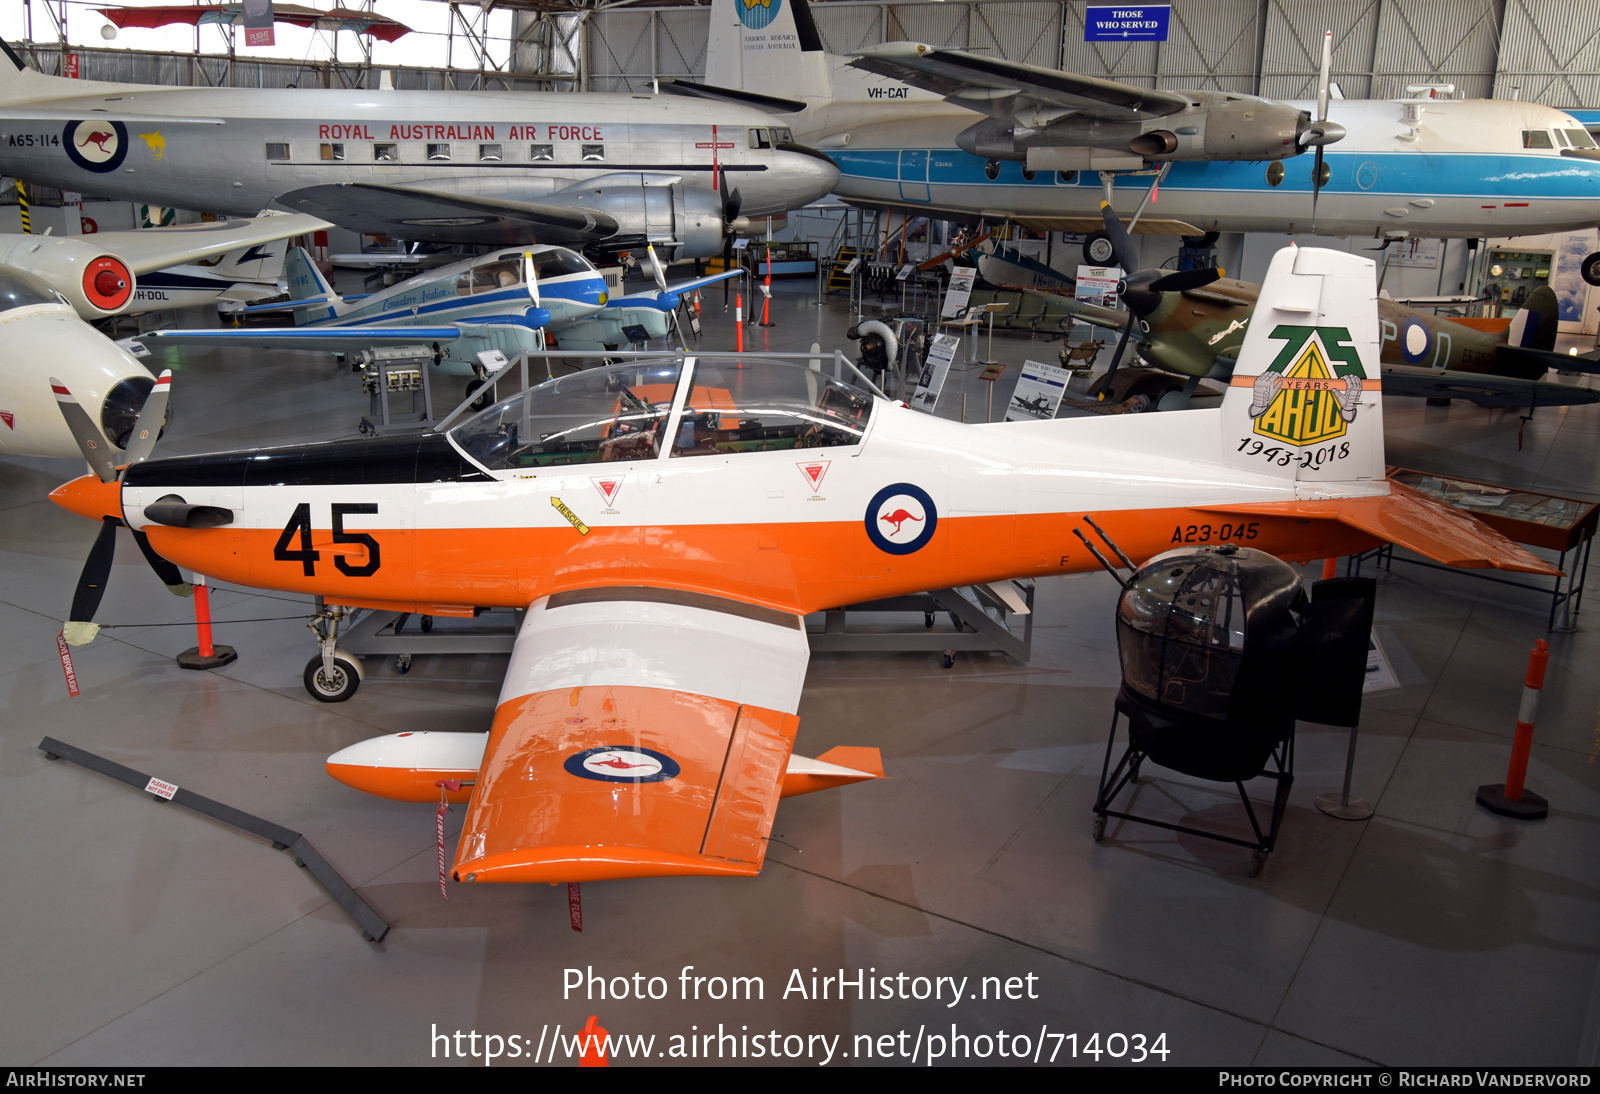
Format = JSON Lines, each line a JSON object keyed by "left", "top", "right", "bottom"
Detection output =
{"left": 1476, "top": 639, "right": 1550, "bottom": 819}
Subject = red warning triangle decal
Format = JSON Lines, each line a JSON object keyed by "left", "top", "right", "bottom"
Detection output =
{"left": 0, "top": 411, "right": 12, "bottom": 430}
{"left": 797, "top": 460, "right": 831, "bottom": 492}
{"left": 591, "top": 477, "right": 622, "bottom": 507}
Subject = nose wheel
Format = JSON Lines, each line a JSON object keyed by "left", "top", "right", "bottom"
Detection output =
{"left": 303, "top": 599, "right": 363, "bottom": 702}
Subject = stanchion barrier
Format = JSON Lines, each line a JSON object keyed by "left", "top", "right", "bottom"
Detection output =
{"left": 1476, "top": 639, "right": 1550, "bottom": 819}
{"left": 176, "top": 574, "right": 238, "bottom": 669}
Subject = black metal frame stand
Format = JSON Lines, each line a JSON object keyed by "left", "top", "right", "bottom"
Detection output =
{"left": 1092, "top": 704, "right": 1296, "bottom": 877}
{"left": 38, "top": 737, "right": 389, "bottom": 942}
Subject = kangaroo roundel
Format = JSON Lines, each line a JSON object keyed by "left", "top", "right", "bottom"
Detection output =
{"left": 63, "top": 121, "right": 129, "bottom": 172}
{"left": 563, "top": 746, "right": 681, "bottom": 784}
{"left": 866, "top": 483, "right": 938, "bottom": 555}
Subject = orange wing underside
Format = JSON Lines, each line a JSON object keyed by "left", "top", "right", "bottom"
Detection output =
{"left": 1196, "top": 478, "right": 1559, "bottom": 575}
{"left": 452, "top": 684, "right": 799, "bottom": 883}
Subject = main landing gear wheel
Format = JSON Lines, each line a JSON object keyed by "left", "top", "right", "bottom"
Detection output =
{"left": 1083, "top": 231, "right": 1116, "bottom": 265}
{"left": 304, "top": 653, "right": 362, "bottom": 702}
{"left": 1582, "top": 252, "right": 1600, "bottom": 288}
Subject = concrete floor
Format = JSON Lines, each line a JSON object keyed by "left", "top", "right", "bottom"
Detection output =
{"left": 2, "top": 275, "right": 1599, "bottom": 1066}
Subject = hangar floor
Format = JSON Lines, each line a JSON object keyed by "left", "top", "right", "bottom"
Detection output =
{"left": 3, "top": 278, "right": 1599, "bottom": 1067}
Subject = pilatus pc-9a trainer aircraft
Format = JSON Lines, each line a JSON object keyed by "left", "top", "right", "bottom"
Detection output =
{"left": 0, "top": 40, "right": 837, "bottom": 256}
{"left": 146, "top": 243, "right": 740, "bottom": 361}
{"left": 49, "top": 246, "right": 1550, "bottom": 887}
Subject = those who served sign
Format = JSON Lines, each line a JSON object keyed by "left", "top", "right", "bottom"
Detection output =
{"left": 1084, "top": 6, "right": 1170, "bottom": 41}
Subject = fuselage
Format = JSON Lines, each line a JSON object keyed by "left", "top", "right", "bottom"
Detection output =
{"left": 0, "top": 82, "right": 835, "bottom": 222}
{"left": 97, "top": 357, "right": 1382, "bottom": 618}
{"left": 814, "top": 97, "right": 1600, "bottom": 238}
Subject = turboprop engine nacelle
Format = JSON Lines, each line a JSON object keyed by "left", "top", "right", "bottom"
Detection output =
{"left": 547, "top": 174, "right": 725, "bottom": 260}
{"left": 958, "top": 94, "right": 1313, "bottom": 165}
{"left": 0, "top": 235, "right": 136, "bottom": 318}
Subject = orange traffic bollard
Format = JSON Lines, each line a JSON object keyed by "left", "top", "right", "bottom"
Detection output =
{"left": 760, "top": 246, "right": 775, "bottom": 327}
{"left": 176, "top": 575, "right": 238, "bottom": 670}
{"left": 1322, "top": 557, "right": 1338, "bottom": 580}
{"left": 735, "top": 293, "right": 744, "bottom": 352}
{"left": 1476, "top": 639, "right": 1550, "bottom": 819}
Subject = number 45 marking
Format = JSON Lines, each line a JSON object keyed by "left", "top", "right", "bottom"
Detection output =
{"left": 273, "top": 502, "right": 382, "bottom": 577}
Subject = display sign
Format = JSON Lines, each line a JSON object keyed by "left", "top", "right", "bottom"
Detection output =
{"left": 143, "top": 776, "right": 178, "bottom": 800}
{"left": 1386, "top": 238, "right": 1441, "bottom": 269}
{"left": 1076, "top": 265, "right": 1122, "bottom": 306}
{"left": 843, "top": 257, "right": 861, "bottom": 274}
{"left": 911, "top": 333, "right": 960, "bottom": 413}
{"left": 942, "top": 266, "right": 977, "bottom": 318}
{"left": 978, "top": 362, "right": 1008, "bottom": 382}
{"left": 64, "top": 53, "right": 79, "bottom": 79}
{"left": 1084, "top": 5, "right": 1170, "bottom": 42}
{"left": 1005, "top": 359, "right": 1073, "bottom": 422}
{"left": 896, "top": 263, "right": 916, "bottom": 281}
{"left": 242, "top": 0, "right": 276, "bottom": 46}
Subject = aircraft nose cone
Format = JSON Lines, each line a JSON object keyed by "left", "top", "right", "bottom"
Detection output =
{"left": 50, "top": 473, "right": 121, "bottom": 523}
{"left": 768, "top": 145, "right": 841, "bottom": 211}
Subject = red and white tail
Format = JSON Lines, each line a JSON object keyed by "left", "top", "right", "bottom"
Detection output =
{"left": 1221, "top": 246, "right": 1384, "bottom": 487}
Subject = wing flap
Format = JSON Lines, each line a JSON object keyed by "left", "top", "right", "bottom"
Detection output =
{"left": 1195, "top": 479, "right": 1559, "bottom": 574}
{"left": 453, "top": 588, "right": 813, "bottom": 884}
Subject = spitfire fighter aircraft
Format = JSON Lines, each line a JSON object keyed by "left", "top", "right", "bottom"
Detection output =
{"left": 48, "top": 245, "right": 1551, "bottom": 887}
{"left": 144, "top": 243, "right": 740, "bottom": 364}
{"left": 1013, "top": 207, "right": 1600, "bottom": 412}
{"left": 0, "top": 41, "right": 838, "bottom": 257}
{"left": 0, "top": 212, "right": 328, "bottom": 461}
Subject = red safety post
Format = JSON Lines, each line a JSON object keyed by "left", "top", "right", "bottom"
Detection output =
{"left": 176, "top": 574, "right": 238, "bottom": 670}
{"left": 1476, "top": 639, "right": 1550, "bottom": 819}
{"left": 735, "top": 293, "right": 744, "bottom": 352}
{"left": 759, "top": 244, "right": 775, "bottom": 327}
{"left": 1322, "top": 557, "right": 1338, "bottom": 580}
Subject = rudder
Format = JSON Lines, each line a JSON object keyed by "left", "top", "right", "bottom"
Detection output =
{"left": 1221, "top": 246, "right": 1383, "bottom": 485}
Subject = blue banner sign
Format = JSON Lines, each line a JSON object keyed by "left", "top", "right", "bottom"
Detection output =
{"left": 1084, "top": 6, "right": 1170, "bottom": 42}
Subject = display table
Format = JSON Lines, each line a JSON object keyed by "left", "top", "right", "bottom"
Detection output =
{"left": 1353, "top": 468, "right": 1597, "bottom": 630}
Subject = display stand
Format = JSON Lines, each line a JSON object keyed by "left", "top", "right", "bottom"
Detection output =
{"left": 1353, "top": 469, "right": 1597, "bottom": 630}
{"left": 358, "top": 345, "right": 437, "bottom": 435}
{"left": 1093, "top": 689, "right": 1295, "bottom": 877}
{"left": 38, "top": 736, "right": 389, "bottom": 942}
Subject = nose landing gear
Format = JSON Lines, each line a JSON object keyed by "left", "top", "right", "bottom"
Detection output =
{"left": 304, "top": 598, "right": 365, "bottom": 702}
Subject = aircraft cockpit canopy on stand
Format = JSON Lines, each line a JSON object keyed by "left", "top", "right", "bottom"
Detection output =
{"left": 449, "top": 356, "right": 877, "bottom": 472}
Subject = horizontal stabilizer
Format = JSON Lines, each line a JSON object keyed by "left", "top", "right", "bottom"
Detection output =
{"left": 1497, "top": 344, "right": 1600, "bottom": 379}
{"left": 1197, "top": 479, "right": 1558, "bottom": 574}
{"left": 1379, "top": 364, "right": 1600, "bottom": 409}
{"left": 659, "top": 78, "right": 807, "bottom": 115}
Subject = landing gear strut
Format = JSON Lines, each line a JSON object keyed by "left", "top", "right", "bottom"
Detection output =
{"left": 303, "top": 598, "right": 364, "bottom": 702}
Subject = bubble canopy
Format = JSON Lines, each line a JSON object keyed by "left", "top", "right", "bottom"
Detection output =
{"left": 448, "top": 356, "right": 877, "bottom": 473}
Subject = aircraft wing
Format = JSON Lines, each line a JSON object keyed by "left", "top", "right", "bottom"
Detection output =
{"left": 1009, "top": 214, "right": 1205, "bottom": 237}
{"left": 91, "top": 213, "right": 330, "bottom": 275}
{"left": 276, "top": 183, "right": 621, "bottom": 247}
{"left": 849, "top": 42, "right": 1191, "bottom": 122}
{"left": 1004, "top": 283, "right": 1130, "bottom": 332}
{"left": 608, "top": 268, "right": 744, "bottom": 311}
{"left": 141, "top": 325, "right": 470, "bottom": 353}
{"left": 1378, "top": 364, "right": 1600, "bottom": 408}
{"left": 452, "top": 588, "right": 816, "bottom": 883}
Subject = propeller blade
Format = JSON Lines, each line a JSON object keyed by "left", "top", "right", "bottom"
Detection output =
{"left": 67, "top": 518, "right": 119, "bottom": 640}
{"left": 1150, "top": 267, "right": 1223, "bottom": 293}
{"left": 646, "top": 243, "right": 669, "bottom": 294}
{"left": 1099, "top": 316, "right": 1138, "bottom": 398}
{"left": 719, "top": 172, "right": 744, "bottom": 226}
{"left": 523, "top": 251, "right": 541, "bottom": 309}
{"left": 1317, "top": 30, "right": 1332, "bottom": 125}
{"left": 1099, "top": 203, "right": 1140, "bottom": 276}
{"left": 1310, "top": 144, "right": 1326, "bottom": 231}
{"left": 50, "top": 377, "right": 118, "bottom": 483}
{"left": 119, "top": 369, "right": 170, "bottom": 468}
{"left": 131, "top": 528, "right": 192, "bottom": 597}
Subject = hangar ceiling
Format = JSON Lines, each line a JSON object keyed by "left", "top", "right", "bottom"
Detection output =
{"left": 584, "top": 0, "right": 1600, "bottom": 108}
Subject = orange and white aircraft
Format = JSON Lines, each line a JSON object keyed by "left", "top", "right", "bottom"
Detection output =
{"left": 48, "top": 245, "right": 1550, "bottom": 887}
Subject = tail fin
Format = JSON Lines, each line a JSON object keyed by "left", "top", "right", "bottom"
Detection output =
{"left": 1506, "top": 284, "right": 1559, "bottom": 351}
{"left": 284, "top": 245, "right": 342, "bottom": 309}
{"left": 705, "top": 0, "right": 833, "bottom": 103}
{"left": 1221, "top": 246, "right": 1383, "bottom": 485}
{"left": 206, "top": 239, "right": 289, "bottom": 283}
